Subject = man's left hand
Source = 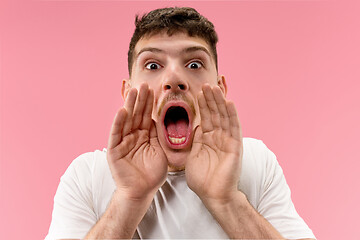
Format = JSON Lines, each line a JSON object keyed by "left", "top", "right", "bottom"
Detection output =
{"left": 186, "top": 84, "right": 243, "bottom": 206}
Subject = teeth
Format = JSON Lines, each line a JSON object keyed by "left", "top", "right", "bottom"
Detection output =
{"left": 169, "top": 136, "right": 186, "bottom": 144}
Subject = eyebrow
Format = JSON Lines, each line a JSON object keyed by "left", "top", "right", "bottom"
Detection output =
{"left": 182, "top": 46, "right": 211, "bottom": 58}
{"left": 135, "top": 46, "right": 212, "bottom": 60}
{"left": 136, "top": 47, "right": 163, "bottom": 59}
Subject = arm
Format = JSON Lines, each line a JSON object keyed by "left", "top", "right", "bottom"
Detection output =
{"left": 204, "top": 191, "right": 283, "bottom": 239}
{"left": 204, "top": 184, "right": 315, "bottom": 240}
{"left": 84, "top": 190, "right": 153, "bottom": 239}
{"left": 85, "top": 83, "right": 168, "bottom": 239}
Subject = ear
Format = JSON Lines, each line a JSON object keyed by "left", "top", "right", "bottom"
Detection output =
{"left": 121, "top": 78, "right": 131, "bottom": 100}
{"left": 217, "top": 75, "right": 228, "bottom": 97}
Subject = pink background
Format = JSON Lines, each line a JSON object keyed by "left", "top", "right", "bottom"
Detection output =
{"left": 1, "top": 0, "right": 359, "bottom": 239}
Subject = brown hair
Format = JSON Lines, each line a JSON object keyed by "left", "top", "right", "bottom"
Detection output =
{"left": 127, "top": 7, "right": 219, "bottom": 75}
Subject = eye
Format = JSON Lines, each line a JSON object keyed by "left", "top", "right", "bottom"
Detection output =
{"left": 186, "top": 61, "right": 203, "bottom": 69}
{"left": 145, "top": 62, "right": 161, "bottom": 70}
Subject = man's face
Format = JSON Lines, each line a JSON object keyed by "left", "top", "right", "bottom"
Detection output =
{"left": 124, "top": 32, "right": 226, "bottom": 171}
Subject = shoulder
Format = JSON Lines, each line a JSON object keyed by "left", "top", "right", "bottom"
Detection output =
{"left": 242, "top": 139, "right": 316, "bottom": 238}
{"left": 242, "top": 137, "right": 278, "bottom": 172}
{"left": 239, "top": 138, "right": 280, "bottom": 206}
{"left": 58, "top": 149, "right": 115, "bottom": 217}
{"left": 63, "top": 149, "right": 108, "bottom": 176}
{"left": 58, "top": 149, "right": 109, "bottom": 201}
{"left": 59, "top": 149, "right": 108, "bottom": 194}
{"left": 46, "top": 150, "right": 109, "bottom": 239}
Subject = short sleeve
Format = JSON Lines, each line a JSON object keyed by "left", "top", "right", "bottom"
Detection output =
{"left": 45, "top": 152, "right": 97, "bottom": 240}
{"left": 257, "top": 142, "right": 316, "bottom": 239}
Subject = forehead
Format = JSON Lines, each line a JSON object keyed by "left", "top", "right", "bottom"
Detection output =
{"left": 134, "top": 32, "right": 213, "bottom": 59}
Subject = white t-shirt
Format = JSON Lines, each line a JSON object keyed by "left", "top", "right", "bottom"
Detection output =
{"left": 45, "top": 138, "right": 316, "bottom": 239}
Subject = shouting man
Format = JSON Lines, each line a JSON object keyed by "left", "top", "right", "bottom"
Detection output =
{"left": 46, "top": 7, "right": 316, "bottom": 240}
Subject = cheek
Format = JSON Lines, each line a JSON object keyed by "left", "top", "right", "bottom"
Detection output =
{"left": 152, "top": 91, "right": 163, "bottom": 122}
{"left": 193, "top": 102, "right": 201, "bottom": 129}
{"left": 152, "top": 105, "right": 158, "bottom": 122}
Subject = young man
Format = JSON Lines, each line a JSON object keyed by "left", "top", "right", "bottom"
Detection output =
{"left": 46, "top": 7, "right": 316, "bottom": 239}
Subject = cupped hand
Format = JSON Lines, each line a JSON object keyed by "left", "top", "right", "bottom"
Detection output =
{"left": 107, "top": 83, "right": 168, "bottom": 201}
{"left": 186, "top": 84, "right": 243, "bottom": 204}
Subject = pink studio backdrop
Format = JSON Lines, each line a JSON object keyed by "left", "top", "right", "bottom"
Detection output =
{"left": 1, "top": 1, "right": 359, "bottom": 239}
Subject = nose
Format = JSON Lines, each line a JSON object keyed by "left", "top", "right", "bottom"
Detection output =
{"left": 163, "top": 82, "right": 187, "bottom": 91}
{"left": 162, "top": 66, "right": 189, "bottom": 92}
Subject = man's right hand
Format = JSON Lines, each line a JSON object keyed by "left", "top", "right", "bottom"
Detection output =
{"left": 85, "top": 83, "right": 167, "bottom": 239}
{"left": 107, "top": 83, "right": 168, "bottom": 201}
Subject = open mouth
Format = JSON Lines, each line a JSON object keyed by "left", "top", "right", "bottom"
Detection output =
{"left": 162, "top": 104, "right": 192, "bottom": 149}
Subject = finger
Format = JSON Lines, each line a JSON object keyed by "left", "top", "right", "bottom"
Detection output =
{"left": 226, "top": 101, "right": 242, "bottom": 141}
{"left": 202, "top": 85, "right": 221, "bottom": 129}
{"left": 132, "top": 83, "right": 149, "bottom": 130}
{"left": 198, "top": 90, "right": 213, "bottom": 132}
{"left": 122, "top": 88, "right": 137, "bottom": 136}
{"left": 149, "top": 120, "right": 162, "bottom": 147}
{"left": 108, "top": 108, "right": 127, "bottom": 149}
{"left": 190, "top": 125, "right": 203, "bottom": 154}
{"left": 140, "top": 88, "right": 154, "bottom": 130}
{"left": 111, "top": 132, "right": 137, "bottom": 160}
{"left": 213, "top": 86, "right": 229, "bottom": 131}
{"left": 149, "top": 120, "right": 158, "bottom": 140}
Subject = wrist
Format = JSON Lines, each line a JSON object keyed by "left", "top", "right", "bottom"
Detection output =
{"left": 101, "top": 190, "right": 155, "bottom": 237}
{"left": 202, "top": 191, "right": 249, "bottom": 217}
{"left": 202, "top": 191, "right": 284, "bottom": 239}
{"left": 112, "top": 188, "right": 155, "bottom": 210}
{"left": 86, "top": 189, "right": 156, "bottom": 239}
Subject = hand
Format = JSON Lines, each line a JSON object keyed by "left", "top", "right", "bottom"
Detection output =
{"left": 107, "top": 83, "right": 168, "bottom": 201}
{"left": 186, "top": 84, "right": 243, "bottom": 205}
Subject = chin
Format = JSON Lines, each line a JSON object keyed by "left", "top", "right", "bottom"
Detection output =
{"left": 164, "top": 149, "right": 190, "bottom": 172}
{"left": 156, "top": 124, "right": 192, "bottom": 170}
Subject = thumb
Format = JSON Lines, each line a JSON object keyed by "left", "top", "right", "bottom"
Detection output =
{"left": 191, "top": 125, "right": 203, "bottom": 154}
{"left": 149, "top": 120, "right": 160, "bottom": 145}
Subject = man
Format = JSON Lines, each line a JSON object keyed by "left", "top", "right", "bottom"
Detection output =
{"left": 46, "top": 7, "right": 316, "bottom": 239}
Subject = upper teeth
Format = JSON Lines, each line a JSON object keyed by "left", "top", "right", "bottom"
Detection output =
{"left": 169, "top": 136, "right": 186, "bottom": 144}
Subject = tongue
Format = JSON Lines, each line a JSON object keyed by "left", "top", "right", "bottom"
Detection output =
{"left": 166, "top": 119, "right": 188, "bottom": 137}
